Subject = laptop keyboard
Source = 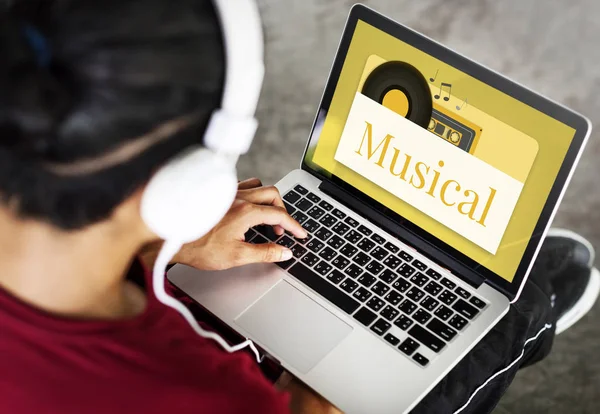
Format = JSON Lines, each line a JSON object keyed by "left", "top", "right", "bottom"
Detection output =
{"left": 245, "top": 184, "right": 488, "bottom": 368}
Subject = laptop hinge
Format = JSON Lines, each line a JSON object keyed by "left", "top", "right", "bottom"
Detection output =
{"left": 319, "top": 179, "right": 485, "bottom": 289}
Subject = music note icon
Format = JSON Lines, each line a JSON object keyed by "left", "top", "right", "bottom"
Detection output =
{"left": 434, "top": 83, "right": 452, "bottom": 101}
{"left": 429, "top": 69, "right": 439, "bottom": 83}
{"left": 456, "top": 98, "right": 468, "bottom": 111}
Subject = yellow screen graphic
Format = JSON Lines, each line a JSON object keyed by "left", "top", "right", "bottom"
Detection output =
{"left": 308, "top": 20, "right": 576, "bottom": 282}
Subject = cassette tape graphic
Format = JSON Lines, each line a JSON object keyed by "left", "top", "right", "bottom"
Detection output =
{"left": 358, "top": 55, "right": 482, "bottom": 154}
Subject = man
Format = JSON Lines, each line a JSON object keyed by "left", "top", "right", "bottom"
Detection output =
{"left": 0, "top": 1, "right": 597, "bottom": 413}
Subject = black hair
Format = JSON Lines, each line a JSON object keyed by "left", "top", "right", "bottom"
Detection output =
{"left": 0, "top": 0, "right": 225, "bottom": 229}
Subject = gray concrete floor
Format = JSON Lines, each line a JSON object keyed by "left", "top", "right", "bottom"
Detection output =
{"left": 238, "top": 1, "right": 600, "bottom": 412}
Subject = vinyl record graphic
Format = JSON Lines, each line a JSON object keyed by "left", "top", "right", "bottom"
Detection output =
{"left": 361, "top": 61, "right": 433, "bottom": 129}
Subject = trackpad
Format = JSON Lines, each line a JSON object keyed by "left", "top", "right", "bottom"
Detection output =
{"left": 235, "top": 281, "right": 352, "bottom": 374}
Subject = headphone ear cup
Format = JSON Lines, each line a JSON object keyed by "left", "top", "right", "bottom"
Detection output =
{"left": 141, "top": 147, "right": 238, "bottom": 244}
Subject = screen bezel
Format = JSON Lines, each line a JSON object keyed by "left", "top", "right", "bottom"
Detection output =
{"left": 300, "top": 4, "right": 591, "bottom": 300}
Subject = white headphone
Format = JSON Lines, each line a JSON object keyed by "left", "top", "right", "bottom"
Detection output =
{"left": 140, "top": 0, "right": 266, "bottom": 363}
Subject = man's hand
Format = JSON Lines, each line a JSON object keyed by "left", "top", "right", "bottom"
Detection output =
{"left": 275, "top": 372, "right": 343, "bottom": 414}
{"left": 139, "top": 178, "right": 307, "bottom": 271}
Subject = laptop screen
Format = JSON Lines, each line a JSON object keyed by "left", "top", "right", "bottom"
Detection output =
{"left": 303, "top": 19, "right": 577, "bottom": 283}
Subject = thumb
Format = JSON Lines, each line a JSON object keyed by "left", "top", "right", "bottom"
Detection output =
{"left": 236, "top": 242, "right": 294, "bottom": 266}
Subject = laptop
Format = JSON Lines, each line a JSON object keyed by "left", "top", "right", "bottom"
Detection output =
{"left": 168, "top": 4, "right": 591, "bottom": 413}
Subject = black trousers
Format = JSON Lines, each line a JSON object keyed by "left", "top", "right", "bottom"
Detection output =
{"left": 412, "top": 267, "right": 557, "bottom": 414}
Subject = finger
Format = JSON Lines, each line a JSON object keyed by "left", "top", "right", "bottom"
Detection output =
{"left": 238, "top": 185, "right": 285, "bottom": 209}
{"left": 236, "top": 242, "right": 293, "bottom": 266}
{"left": 238, "top": 177, "right": 263, "bottom": 190}
{"left": 238, "top": 203, "right": 307, "bottom": 239}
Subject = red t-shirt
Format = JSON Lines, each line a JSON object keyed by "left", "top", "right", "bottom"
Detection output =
{"left": 0, "top": 262, "right": 291, "bottom": 414}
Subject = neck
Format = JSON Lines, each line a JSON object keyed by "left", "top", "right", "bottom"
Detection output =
{"left": 0, "top": 208, "right": 147, "bottom": 320}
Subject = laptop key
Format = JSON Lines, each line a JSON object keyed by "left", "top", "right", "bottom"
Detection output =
{"left": 421, "top": 296, "right": 440, "bottom": 312}
{"left": 283, "top": 202, "right": 296, "bottom": 215}
{"left": 344, "top": 263, "right": 363, "bottom": 279}
{"left": 469, "top": 296, "right": 486, "bottom": 309}
{"left": 344, "top": 216, "right": 360, "bottom": 228}
{"left": 439, "top": 290, "right": 458, "bottom": 306}
{"left": 434, "top": 305, "right": 453, "bottom": 321}
{"left": 318, "top": 200, "right": 334, "bottom": 211}
{"left": 424, "top": 281, "right": 443, "bottom": 296}
{"left": 399, "top": 299, "right": 417, "bottom": 315}
{"left": 453, "top": 299, "right": 479, "bottom": 319}
{"left": 384, "top": 242, "right": 400, "bottom": 254}
{"left": 440, "top": 277, "right": 457, "bottom": 290}
{"left": 384, "top": 290, "right": 403, "bottom": 305}
{"left": 340, "top": 279, "right": 359, "bottom": 294}
{"left": 327, "top": 235, "right": 345, "bottom": 249}
{"left": 314, "top": 261, "right": 333, "bottom": 276}
{"left": 295, "top": 198, "right": 313, "bottom": 212}
{"left": 301, "top": 252, "right": 319, "bottom": 267}
{"left": 276, "top": 258, "right": 295, "bottom": 270}
{"left": 367, "top": 297, "right": 385, "bottom": 312}
{"left": 306, "top": 192, "right": 321, "bottom": 204}
{"left": 332, "top": 222, "right": 350, "bottom": 236}
{"left": 455, "top": 287, "right": 471, "bottom": 299}
{"left": 380, "top": 269, "right": 398, "bottom": 284}
{"left": 425, "top": 268, "right": 442, "bottom": 280}
{"left": 252, "top": 234, "right": 269, "bottom": 244}
{"left": 412, "top": 353, "right": 429, "bottom": 367}
{"left": 319, "top": 214, "right": 337, "bottom": 228}
{"left": 392, "top": 279, "right": 411, "bottom": 293}
{"left": 326, "top": 270, "right": 345, "bottom": 285}
{"left": 291, "top": 211, "right": 308, "bottom": 225}
{"left": 256, "top": 225, "right": 280, "bottom": 241}
{"left": 332, "top": 255, "right": 350, "bottom": 270}
{"left": 244, "top": 229, "right": 257, "bottom": 243}
{"left": 406, "top": 287, "right": 425, "bottom": 303}
{"left": 319, "top": 247, "right": 336, "bottom": 262}
{"left": 291, "top": 244, "right": 307, "bottom": 259}
{"left": 398, "top": 338, "right": 420, "bottom": 355}
{"left": 357, "top": 238, "right": 376, "bottom": 252}
{"left": 409, "top": 325, "right": 445, "bottom": 353}
{"left": 370, "top": 233, "right": 386, "bottom": 245}
{"left": 399, "top": 251, "right": 414, "bottom": 262}
{"left": 288, "top": 263, "right": 360, "bottom": 314}
{"left": 332, "top": 208, "right": 346, "bottom": 220}
{"left": 427, "top": 318, "right": 457, "bottom": 341}
{"left": 315, "top": 228, "right": 333, "bottom": 241}
{"left": 381, "top": 305, "right": 400, "bottom": 321}
{"left": 306, "top": 239, "right": 324, "bottom": 253}
{"left": 358, "top": 274, "right": 376, "bottom": 287}
{"left": 394, "top": 315, "right": 414, "bottom": 331}
{"left": 410, "top": 272, "right": 429, "bottom": 287}
{"left": 370, "top": 246, "right": 389, "bottom": 261}
{"left": 371, "top": 318, "right": 391, "bottom": 336}
{"left": 412, "top": 259, "right": 427, "bottom": 271}
{"left": 307, "top": 206, "right": 325, "bottom": 220}
{"left": 384, "top": 333, "right": 400, "bottom": 346}
{"left": 353, "top": 252, "right": 371, "bottom": 266}
{"left": 398, "top": 263, "right": 416, "bottom": 278}
{"left": 413, "top": 309, "right": 432, "bottom": 325}
{"left": 354, "top": 307, "right": 377, "bottom": 326}
{"left": 449, "top": 314, "right": 469, "bottom": 331}
{"left": 340, "top": 243, "right": 358, "bottom": 258}
{"left": 365, "top": 260, "right": 384, "bottom": 276}
{"left": 353, "top": 287, "right": 372, "bottom": 303}
{"left": 383, "top": 255, "right": 401, "bottom": 270}
{"left": 371, "top": 281, "right": 390, "bottom": 297}
{"left": 302, "top": 219, "right": 319, "bottom": 233}
{"left": 344, "top": 229, "right": 363, "bottom": 244}
{"left": 294, "top": 185, "right": 308, "bottom": 195}
{"left": 283, "top": 190, "right": 302, "bottom": 204}
{"left": 357, "top": 225, "right": 373, "bottom": 236}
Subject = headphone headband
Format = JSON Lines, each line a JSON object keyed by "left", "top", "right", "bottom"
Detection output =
{"left": 205, "top": 0, "right": 265, "bottom": 155}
